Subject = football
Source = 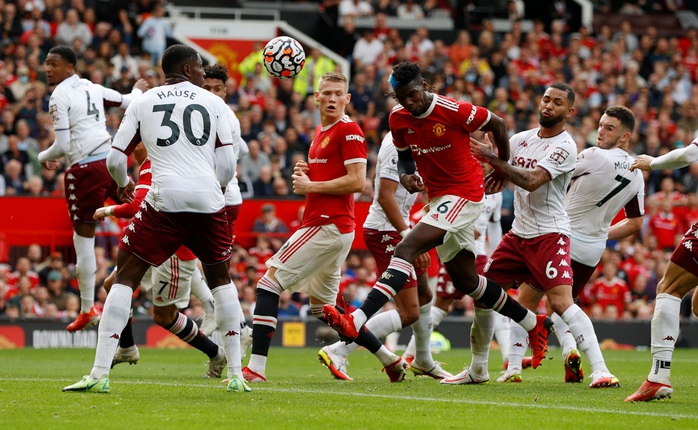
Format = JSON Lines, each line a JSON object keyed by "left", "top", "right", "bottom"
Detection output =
{"left": 262, "top": 36, "right": 306, "bottom": 79}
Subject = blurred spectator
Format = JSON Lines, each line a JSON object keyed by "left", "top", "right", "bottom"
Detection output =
{"left": 293, "top": 47, "right": 335, "bottom": 98}
{"left": 241, "top": 139, "right": 270, "bottom": 183}
{"left": 56, "top": 9, "right": 92, "bottom": 50}
{"left": 397, "top": 0, "right": 424, "bottom": 19}
{"left": 137, "top": 4, "right": 172, "bottom": 65}
{"left": 647, "top": 199, "right": 681, "bottom": 252}
{"left": 252, "top": 203, "right": 290, "bottom": 235}
{"left": 339, "top": 0, "right": 373, "bottom": 20}
{"left": 277, "top": 290, "right": 300, "bottom": 317}
{"left": 3, "top": 159, "right": 26, "bottom": 195}
{"left": 586, "top": 262, "right": 632, "bottom": 319}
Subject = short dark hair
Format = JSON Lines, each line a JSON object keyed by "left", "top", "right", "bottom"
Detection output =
{"left": 389, "top": 61, "right": 421, "bottom": 90}
{"left": 604, "top": 105, "right": 636, "bottom": 133}
{"left": 549, "top": 82, "right": 575, "bottom": 106}
{"left": 48, "top": 46, "right": 77, "bottom": 66}
{"left": 161, "top": 44, "right": 199, "bottom": 75}
{"left": 203, "top": 64, "right": 228, "bottom": 83}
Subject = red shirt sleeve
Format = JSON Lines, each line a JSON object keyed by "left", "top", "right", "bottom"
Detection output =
{"left": 112, "top": 186, "right": 148, "bottom": 218}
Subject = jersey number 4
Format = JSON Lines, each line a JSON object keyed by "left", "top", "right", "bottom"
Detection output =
{"left": 153, "top": 103, "right": 211, "bottom": 147}
{"left": 596, "top": 174, "right": 631, "bottom": 207}
{"left": 85, "top": 91, "right": 99, "bottom": 121}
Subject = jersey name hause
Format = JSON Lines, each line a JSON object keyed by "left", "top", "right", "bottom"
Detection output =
{"left": 155, "top": 88, "right": 197, "bottom": 100}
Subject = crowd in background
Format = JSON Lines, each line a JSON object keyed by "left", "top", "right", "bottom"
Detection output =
{"left": 2, "top": 0, "right": 698, "bottom": 325}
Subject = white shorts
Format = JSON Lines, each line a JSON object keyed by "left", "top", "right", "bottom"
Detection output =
{"left": 141, "top": 256, "right": 197, "bottom": 309}
{"left": 569, "top": 231, "right": 605, "bottom": 267}
{"left": 267, "top": 224, "right": 354, "bottom": 305}
{"left": 419, "top": 195, "right": 483, "bottom": 263}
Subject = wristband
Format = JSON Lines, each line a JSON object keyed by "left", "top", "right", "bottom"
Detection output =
{"left": 399, "top": 228, "right": 410, "bottom": 238}
{"left": 105, "top": 206, "right": 115, "bottom": 216}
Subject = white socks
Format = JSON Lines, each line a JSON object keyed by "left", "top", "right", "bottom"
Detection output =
{"left": 493, "top": 314, "right": 511, "bottom": 359}
{"left": 212, "top": 283, "right": 243, "bottom": 379}
{"left": 404, "top": 306, "right": 447, "bottom": 358}
{"left": 190, "top": 265, "right": 216, "bottom": 318}
{"left": 561, "top": 304, "right": 606, "bottom": 374}
{"left": 412, "top": 303, "right": 434, "bottom": 366}
{"left": 73, "top": 232, "right": 96, "bottom": 312}
{"left": 551, "top": 312, "right": 576, "bottom": 357}
{"left": 470, "top": 308, "right": 495, "bottom": 375}
{"left": 90, "top": 284, "right": 132, "bottom": 379}
{"left": 648, "top": 293, "right": 681, "bottom": 384}
{"left": 331, "top": 309, "right": 403, "bottom": 357}
{"left": 505, "top": 319, "right": 528, "bottom": 371}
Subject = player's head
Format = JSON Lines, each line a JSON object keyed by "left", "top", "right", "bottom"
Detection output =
{"left": 538, "top": 83, "right": 575, "bottom": 129}
{"left": 161, "top": 44, "right": 205, "bottom": 87}
{"left": 597, "top": 105, "right": 635, "bottom": 150}
{"left": 202, "top": 64, "right": 228, "bottom": 100}
{"left": 314, "top": 72, "right": 350, "bottom": 125}
{"left": 45, "top": 46, "right": 77, "bottom": 85}
{"left": 389, "top": 61, "right": 430, "bottom": 117}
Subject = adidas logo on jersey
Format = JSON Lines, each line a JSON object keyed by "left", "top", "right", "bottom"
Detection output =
{"left": 407, "top": 129, "right": 415, "bottom": 134}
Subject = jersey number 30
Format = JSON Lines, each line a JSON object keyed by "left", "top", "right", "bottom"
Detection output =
{"left": 153, "top": 103, "right": 211, "bottom": 147}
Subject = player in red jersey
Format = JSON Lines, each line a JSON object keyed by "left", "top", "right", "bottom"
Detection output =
{"left": 244, "top": 72, "right": 404, "bottom": 383}
{"left": 95, "top": 142, "right": 227, "bottom": 378}
{"left": 323, "top": 61, "right": 552, "bottom": 371}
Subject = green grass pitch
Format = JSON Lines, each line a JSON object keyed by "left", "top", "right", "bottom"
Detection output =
{"left": 1, "top": 347, "right": 698, "bottom": 429}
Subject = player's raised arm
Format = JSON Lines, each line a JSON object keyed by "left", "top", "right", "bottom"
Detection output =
{"left": 631, "top": 140, "right": 698, "bottom": 171}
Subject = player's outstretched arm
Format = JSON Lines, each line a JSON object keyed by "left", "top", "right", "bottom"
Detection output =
{"left": 479, "top": 111, "right": 509, "bottom": 162}
{"left": 631, "top": 142, "right": 698, "bottom": 171}
{"left": 471, "top": 135, "right": 551, "bottom": 192}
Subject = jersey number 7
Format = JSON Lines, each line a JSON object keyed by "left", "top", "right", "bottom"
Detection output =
{"left": 596, "top": 174, "right": 631, "bottom": 207}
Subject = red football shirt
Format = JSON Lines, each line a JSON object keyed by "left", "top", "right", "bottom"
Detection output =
{"left": 390, "top": 94, "right": 489, "bottom": 201}
{"left": 301, "top": 116, "right": 367, "bottom": 233}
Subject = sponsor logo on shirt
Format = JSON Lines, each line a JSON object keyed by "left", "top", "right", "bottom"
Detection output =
{"left": 512, "top": 156, "right": 537, "bottom": 169}
{"left": 466, "top": 106, "right": 477, "bottom": 124}
{"left": 432, "top": 123, "right": 446, "bottom": 137}
{"left": 345, "top": 134, "right": 364, "bottom": 142}
{"left": 409, "top": 143, "right": 453, "bottom": 156}
{"left": 309, "top": 158, "right": 328, "bottom": 164}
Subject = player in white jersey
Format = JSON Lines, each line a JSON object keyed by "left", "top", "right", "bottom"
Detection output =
{"left": 626, "top": 138, "right": 698, "bottom": 401}
{"left": 63, "top": 45, "right": 249, "bottom": 394}
{"left": 38, "top": 46, "right": 148, "bottom": 333}
{"left": 199, "top": 63, "right": 252, "bottom": 358}
{"left": 471, "top": 83, "right": 619, "bottom": 388}
{"left": 318, "top": 132, "right": 450, "bottom": 381}
{"left": 548, "top": 106, "right": 644, "bottom": 383}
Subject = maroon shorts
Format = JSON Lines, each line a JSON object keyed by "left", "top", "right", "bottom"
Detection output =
{"left": 436, "top": 255, "right": 487, "bottom": 300}
{"left": 670, "top": 224, "right": 698, "bottom": 277}
{"left": 363, "top": 229, "right": 426, "bottom": 290}
{"left": 64, "top": 158, "right": 118, "bottom": 226}
{"left": 224, "top": 204, "right": 241, "bottom": 241}
{"left": 571, "top": 260, "right": 597, "bottom": 299}
{"left": 118, "top": 201, "right": 233, "bottom": 266}
{"left": 484, "top": 232, "right": 573, "bottom": 292}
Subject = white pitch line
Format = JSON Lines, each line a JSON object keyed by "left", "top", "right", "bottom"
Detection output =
{"left": 2, "top": 377, "right": 697, "bottom": 420}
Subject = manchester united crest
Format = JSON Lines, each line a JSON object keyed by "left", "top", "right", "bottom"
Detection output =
{"left": 432, "top": 123, "right": 446, "bottom": 137}
{"left": 321, "top": 137, "right": 330, "bottom": 148}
